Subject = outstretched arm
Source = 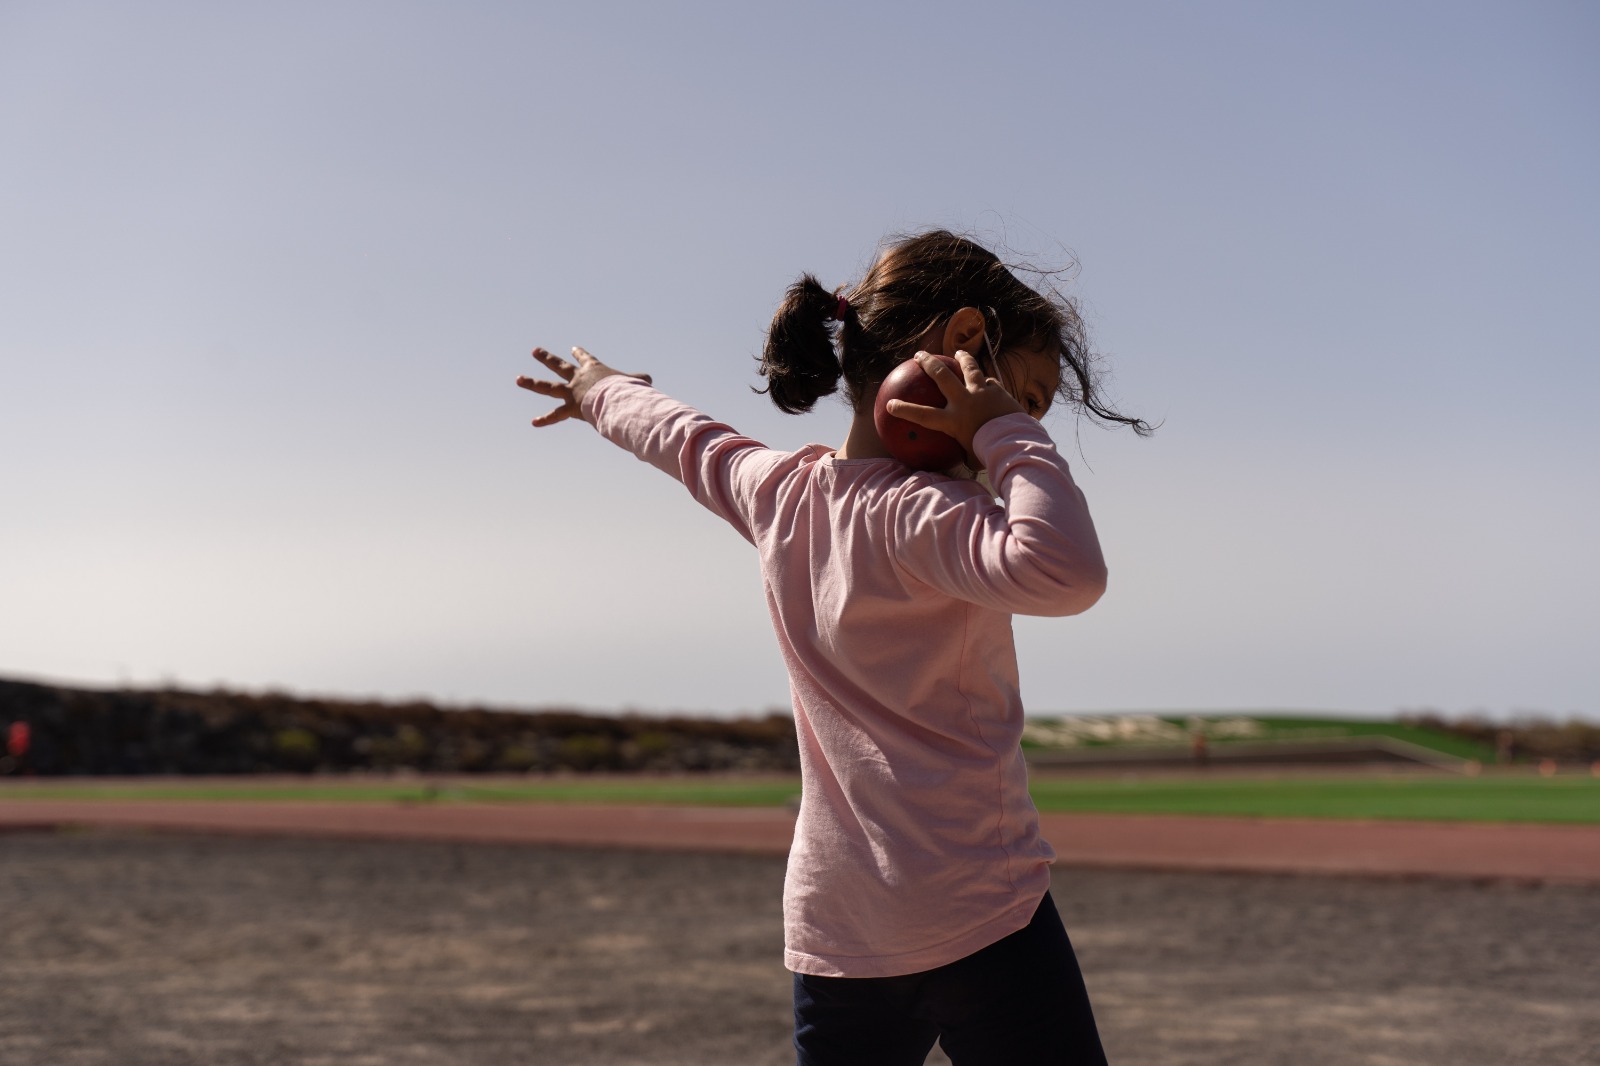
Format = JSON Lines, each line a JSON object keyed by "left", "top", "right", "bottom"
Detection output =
{"left": 515, "top": 346, "right": 653, "bottom": 426}
{"left": 516, "top": 345, "right": 781, "bottom": 545}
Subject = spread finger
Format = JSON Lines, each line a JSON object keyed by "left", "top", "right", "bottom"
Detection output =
{"left": 915, "top": 352, "right": 967, "bottom": 403}
{"left": 954, "top": 350, "right": 986, "bottom": 387}
{"left": 530, "top": 405, "right": 574, "bottom": 427}
{"left": 516, "top": 376, "right": 567, "bottom": 396}
{"left": 532, "top": 347, "right": 576, "bottom": 380}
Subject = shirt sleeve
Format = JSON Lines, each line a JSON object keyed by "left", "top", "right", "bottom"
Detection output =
{"left": 580, "top": 374, "right": 779, "bottom": 545}
{"left": 889, "top": 413, "right": 1108, "bottom": 617}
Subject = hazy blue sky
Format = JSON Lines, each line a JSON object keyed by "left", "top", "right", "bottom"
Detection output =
{"left": 2, "top": 1, "right": 1595, "bottom": 720}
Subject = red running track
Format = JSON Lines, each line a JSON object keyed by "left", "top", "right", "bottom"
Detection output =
{"left": 2, "top": 800, "right": 1597, "bottom": 884}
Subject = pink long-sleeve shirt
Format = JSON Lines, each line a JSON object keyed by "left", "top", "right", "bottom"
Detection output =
{"left": 582, "top": 374, "right": 1107, "bottom": 978}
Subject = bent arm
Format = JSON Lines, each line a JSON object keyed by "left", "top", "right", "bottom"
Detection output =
{"left": 891, "top": 414, "right": 1107, "bottom": 616}
{"left": 581, "top": 374, "right": 777, "bottom": 544}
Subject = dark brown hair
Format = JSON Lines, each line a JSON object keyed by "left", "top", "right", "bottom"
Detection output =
{"left": 757, "top": 230, "right": 1149, "bottom": 435}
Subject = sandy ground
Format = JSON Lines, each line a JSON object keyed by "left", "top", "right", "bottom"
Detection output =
{"left": 1, "top": 829, "right": 1597, "bottom": 1066}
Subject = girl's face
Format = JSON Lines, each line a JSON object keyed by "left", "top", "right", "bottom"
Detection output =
{"left": 995, "top": 344, "right": 1062, "bottom": 421}
{"left": 943, "top": 342, "right": 1064, "bottom": 487}
{"left": 919, "top": 307, "right": 1060, "bottom": 421}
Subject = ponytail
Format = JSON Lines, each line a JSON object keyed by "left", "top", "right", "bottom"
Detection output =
{"left": 757, "top": 232, "right": 1149, "bottom": 435}
{"left": 758, "top": 274, "right": 844, "bottom": 414}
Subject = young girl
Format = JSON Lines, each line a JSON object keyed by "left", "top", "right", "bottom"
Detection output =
{"left": 516, "top": 230, "right": 1147, "bottom": 1065}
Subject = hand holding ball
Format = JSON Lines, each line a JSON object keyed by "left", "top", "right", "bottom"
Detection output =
{"left": 872, "top": 354, "right": 967, "bottom": 471}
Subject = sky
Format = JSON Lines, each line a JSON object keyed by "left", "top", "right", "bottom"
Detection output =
{"left": 2, "top": 1, "right": 1596, "bottom": 721}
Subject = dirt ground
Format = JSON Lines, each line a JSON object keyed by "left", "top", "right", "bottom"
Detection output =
{"left": 1, "top": 829, "right": 1596, "bottom": 1066}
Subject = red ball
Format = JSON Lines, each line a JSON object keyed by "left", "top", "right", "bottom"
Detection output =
{"left": 872, "top": 354, "right": 966, "bottom": 471}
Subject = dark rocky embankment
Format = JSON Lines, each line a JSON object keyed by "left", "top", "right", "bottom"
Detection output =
{"left": 1398, "top": 711, "right": 1600, "bottom": 766}
{"left": 0, "top": 677, "right": 799, "bottom": 776}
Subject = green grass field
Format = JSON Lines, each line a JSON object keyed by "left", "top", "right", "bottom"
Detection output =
{"left": 1021, "top": 713, "right": 1501, "bottom": 762}
{"left": 1229, "top": 716, "right": 1498, "bottom": 761}
{"left": 4, "top": 771, "right": 1598, "bottom": 824}
{"left": 0, "top": 778, "right": 806, "bottom": 809}
{"left": 1026, "top": 774, "right": 1599, "bottom": 824}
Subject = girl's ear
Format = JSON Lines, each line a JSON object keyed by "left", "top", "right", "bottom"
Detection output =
{"left": 940, "top": 306, "right": 988, "bottom": 361}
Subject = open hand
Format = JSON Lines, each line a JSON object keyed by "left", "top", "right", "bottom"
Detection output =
{"left": 515, "top": 347, "right": 652, "bottom": 427}
{"left": 882, "top": 350, "right": 1025, "bottom": 467}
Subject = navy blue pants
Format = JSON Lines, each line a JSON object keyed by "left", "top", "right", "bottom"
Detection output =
{"left": 792, "top": 891, "right": 1107, "bottom": 1065}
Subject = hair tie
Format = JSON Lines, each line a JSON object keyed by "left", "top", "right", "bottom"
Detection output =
{"left": 833, "top": 294, "right": 850, "bottom": 322}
